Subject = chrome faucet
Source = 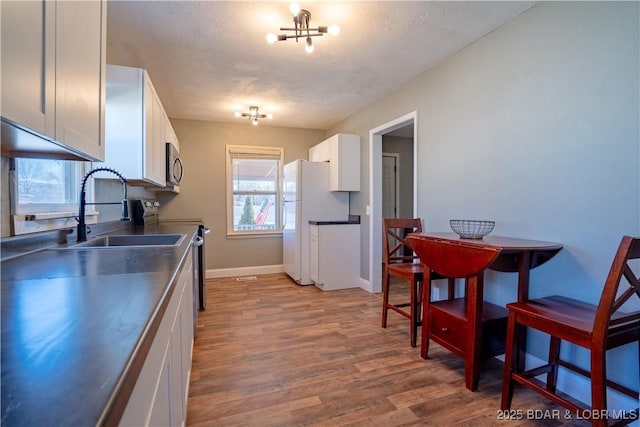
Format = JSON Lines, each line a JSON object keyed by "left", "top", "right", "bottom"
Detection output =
{"left": 77, "top": 167, "right": 129, "bottom": 242}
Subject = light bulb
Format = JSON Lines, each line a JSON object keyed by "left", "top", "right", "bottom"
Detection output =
{"left": 305, "top": 37, "right": 314, "bottom": 53}
{"left": 289, "top": 2, "right": 300, "bottom": 16}
{"left": 234, "top": 111, "right": 242, "bottom": 118}
{"left": 266, "top": 33, "right": 277, "bottom": 44}
{"left": 252, "top": 118, "right": 259, "bottom": 126}
{"left": 328, "top": 25, "right": 340, "bottom": 36}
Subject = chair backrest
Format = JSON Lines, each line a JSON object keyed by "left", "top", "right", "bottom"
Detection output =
{"left": 383, "top": 218, "right": 423, "bottom": 265}
{"left": 593, "top": 235, "right": 640, "bottom": 347}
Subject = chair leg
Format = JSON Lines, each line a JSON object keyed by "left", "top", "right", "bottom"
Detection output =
{"left": 410, "top": 277, "right": 419, "bottom": 347}
{"left": 381, "top": 271, "right": 390, "bottom": 328}
{"left": 421, "top": 276, "right": 432, "bottom": 358}
{"left": 590, "top": 348, "right": 607, "bottom": 427}
{"left": 547, "top": 337, "right": 561, "bottom": 393}
{"left": 501, "top": 311, "right": 518, "bottom": 410}
{"left": 417, "top": 277, "right": 424, "bottom": 333}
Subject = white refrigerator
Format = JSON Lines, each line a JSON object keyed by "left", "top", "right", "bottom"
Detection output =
{"left": 282, "top": 160, "right": 349, "bottom": 285}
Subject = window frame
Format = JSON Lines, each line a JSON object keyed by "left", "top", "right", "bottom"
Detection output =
{"left": 9, "top": 158, "right": 97, "bottom": 235}
{"left": 225, "top": 144, "right": 284, "bottom": 237}
{"left": 12, "top": 158, "right": 87, "bottom": 214}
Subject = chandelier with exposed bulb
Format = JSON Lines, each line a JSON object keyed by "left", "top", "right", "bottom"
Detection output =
{"left": 266, "top": 2, "right": 339, "bottom": 53}
{"left": 234, "top": 106, "right": 273, "bottom": 125}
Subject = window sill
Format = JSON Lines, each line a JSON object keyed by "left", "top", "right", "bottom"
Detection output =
{"left": 12, "top": 212, "right": 99, "bottom": 236}
{"left": 226, "top": 230, "right": 282, "bottom": 239}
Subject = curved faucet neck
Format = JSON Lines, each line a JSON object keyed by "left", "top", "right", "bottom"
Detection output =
{"left": 77, "top": 168, "right": 129, "bottom": 242}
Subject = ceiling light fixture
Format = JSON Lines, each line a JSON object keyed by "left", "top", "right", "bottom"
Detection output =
{"left": 234, "top": 106, "right": 273, "bottom": 125}
{"left": 266, "top": 2, "right": 339, "bottom": 54}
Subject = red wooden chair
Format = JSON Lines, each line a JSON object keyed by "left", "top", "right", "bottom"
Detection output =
{"left": 381, "top": 218, "right": 454, "bottom": 347}
{"left": 501, "top": 235, "right": 640, "bottom": 427}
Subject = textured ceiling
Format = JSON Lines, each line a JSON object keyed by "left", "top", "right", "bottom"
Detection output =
{"left": 107, "top": 1, "right": 535, "bottom": 130}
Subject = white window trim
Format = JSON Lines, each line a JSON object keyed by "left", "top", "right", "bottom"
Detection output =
{"left": 225, "top": 144, "right": 284, "bottom": 237}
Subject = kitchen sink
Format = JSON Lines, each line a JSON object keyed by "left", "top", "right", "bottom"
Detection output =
{"left": 70, "top": 234, "right": 186, "bottom": 248}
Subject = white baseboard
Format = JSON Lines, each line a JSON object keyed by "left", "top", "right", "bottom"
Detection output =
{"left": 207, "top": 267, "right": 375, "bottom": 294}
{"left": 358, "top": 277, "right": 373, "bottom": 292}
{"left": 496, "top": 353, "right": 639, "bottom": 425}
{"left": 206, "top": 264, "right": 283, "bottom": 279}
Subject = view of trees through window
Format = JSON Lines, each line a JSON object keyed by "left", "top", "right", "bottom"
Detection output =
{"left": 231, "top": 158, "right": 279, "bottom": 232}
{"left": 16, "top": 158, "right": 80, "bottom": 205}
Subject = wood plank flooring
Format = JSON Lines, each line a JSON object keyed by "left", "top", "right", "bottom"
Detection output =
{"left": 187, "top": 274, "right": 588, "bottom": 426}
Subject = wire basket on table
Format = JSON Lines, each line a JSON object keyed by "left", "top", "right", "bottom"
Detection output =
{"left": 449, "top": 219, "right": 495, "bottom": 239}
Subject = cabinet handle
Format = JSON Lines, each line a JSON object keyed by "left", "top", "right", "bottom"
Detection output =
{"left": 441, "top": 327, "right": 448, "bottom": 332}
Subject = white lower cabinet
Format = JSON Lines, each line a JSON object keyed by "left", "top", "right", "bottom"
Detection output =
{"left": 310, "top": 224, "right": 361, "bottom": 291}
{"left": 120, "top": 252, "right": 193, "bottom": 426}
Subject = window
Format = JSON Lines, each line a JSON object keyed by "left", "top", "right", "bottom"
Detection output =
{"left": 9, "top": 158, "right": 91, "bottom": 235}
{"left": 14, "top": 158, "right": 83, "bottom": 212}
{"left": 226, "top": 145, "right": 283, "bottom": 236}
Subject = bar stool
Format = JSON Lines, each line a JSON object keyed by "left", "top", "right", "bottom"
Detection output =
{"left": 381, "top": 218, "right": 454, "bottom": 347}
{"left": 501, "top": 235, "right": 640, "bottom": 427}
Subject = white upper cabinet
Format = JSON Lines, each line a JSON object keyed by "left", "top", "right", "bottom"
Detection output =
{"left": 309, "top": 134, "right": 360, "bottom": 191}
{"left": 0, "top": 0, "right": 106, "bottom": 161}
{"left": 164, "top": 110, "right": 180, "bottom": 152}
{"left": 98, "top": 65, "right": 174, "bottom": 187}
{"left": 308, "top": 138, "right": 330, "bottom": 162}
{"left": 54, "top": 0, "right": 106, "bottom": 161}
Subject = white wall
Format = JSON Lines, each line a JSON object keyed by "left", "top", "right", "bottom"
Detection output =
{"left": 328, "top": 1, "right": 639, "bottom": 392}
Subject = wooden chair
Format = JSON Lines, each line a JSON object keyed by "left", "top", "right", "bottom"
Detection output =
{"left": 381, "top": 218, "right": 454, "bottom": 347}
{"left": 501, "top": 235, "right": 640, "bottom": 427}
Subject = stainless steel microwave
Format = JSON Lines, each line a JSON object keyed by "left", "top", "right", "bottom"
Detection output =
{"left": 166, "top": 143, "right": 184, "bottom": 186}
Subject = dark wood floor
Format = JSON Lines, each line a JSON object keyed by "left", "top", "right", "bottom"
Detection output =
{"left": 186, "top": 273, "right": 588, "bottom": 426}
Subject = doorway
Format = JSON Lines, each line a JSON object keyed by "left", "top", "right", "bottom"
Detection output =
{"left": 382, "top": 153, "right": 399, "bottom": 219}
{"left": 368, "top": 111, "right": 418, "bottom": 293}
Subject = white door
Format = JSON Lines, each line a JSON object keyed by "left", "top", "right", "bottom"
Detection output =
{"left": 382, "top": 153, "right": 399, "bottom": 219}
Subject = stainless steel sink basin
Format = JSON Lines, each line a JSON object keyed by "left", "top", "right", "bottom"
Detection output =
{"left": 70, "top": 234, "right": 186, "bottom": 248}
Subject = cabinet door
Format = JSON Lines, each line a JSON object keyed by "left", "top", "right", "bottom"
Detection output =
{"left": 169, "top": 297, "right": 184, "bottom": 427}
{"left": 148, "top": 351, "right": 172, "bottom": 427}
{"left": 330, "top": 134, "right": 360, "bottom": 191}
{"left": 0, "top": 0, "right": 55, "bottom": 137}
{"left": 309, "top": 226, "right": 320, "bottom": 283}
{"left": 179, "top": 256, "right": 194, "bottom": 408}
{"left": 309, "top": 140, "right": 330, "bottom": 162}
{"left": 144, "top": 78, "right": 166, "bottom": 186}
{"left": 165, "top": 115, "right": 180, "bottom": 152}
{"left": 55, "top": 0, "right": 106, "bottom": 161}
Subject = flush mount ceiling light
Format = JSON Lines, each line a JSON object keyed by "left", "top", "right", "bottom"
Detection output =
{"left": 266, "top": 2, "right": 339, "bottom": 53}
{"left": 234, "top": 106, "right": 273, "bottom": 125}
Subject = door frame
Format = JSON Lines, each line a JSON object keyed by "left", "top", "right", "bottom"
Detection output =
{"left": 368, "top": 111, "right": 418, "bottom": 293}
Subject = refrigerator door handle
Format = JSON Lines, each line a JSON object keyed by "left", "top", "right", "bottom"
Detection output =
{"left": 282, "top": 201, "right": 288, "bottom": 228}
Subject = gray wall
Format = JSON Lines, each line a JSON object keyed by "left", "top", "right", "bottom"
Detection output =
{"left": 156, "top": 119, "right": 326, "bottom": 270}
{"left": 327, "top": 1, "right": 639, "bottom": 390}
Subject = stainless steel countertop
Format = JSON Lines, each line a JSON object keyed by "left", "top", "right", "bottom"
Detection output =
{"left": 1, "top": 222, "right": 200, "bottom": 426}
